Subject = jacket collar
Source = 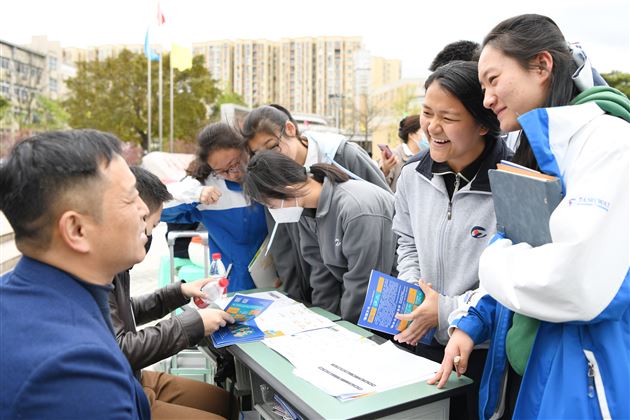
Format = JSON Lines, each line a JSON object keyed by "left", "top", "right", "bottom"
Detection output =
{"left": 13, "top": 256, "right": 115, "bottom": 332}
{"left": 315, "top": 177, "right": 335, "bottom": 219}
{"left": 518, "top": 102, "right": 604, "bottom": 181}
{"left": 412, "top": 137, "right": 511, "bottom": 193}
{"left": 304, "top": 131, "right": 347, "bottom": 166}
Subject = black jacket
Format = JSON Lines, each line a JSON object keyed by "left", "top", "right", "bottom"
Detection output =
{"left": 109, "top": 271, "right": 205, "bottom": 379}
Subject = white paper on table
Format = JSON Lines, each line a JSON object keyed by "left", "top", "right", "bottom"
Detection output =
{"left": 214, "top": 290, "right": 296, "bottom": 311}
{"left": 255, "top": 303, "right": 336, "bottom": 337}
{"left": 263, "top": 325, "right": 376, "bottom": 367}
{"left": 265, "top": 328, "right": 441, "bottom": 400}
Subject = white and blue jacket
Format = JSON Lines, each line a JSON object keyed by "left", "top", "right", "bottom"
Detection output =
{"left": 450, "top": 103, "right": 630, "bottom": 419}
{"left": 161, "top": 176, "right": 267, "bottom": 292}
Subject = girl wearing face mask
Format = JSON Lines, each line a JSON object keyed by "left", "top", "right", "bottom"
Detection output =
{"left": 380, "top": 114, "right": 428, "bottom": 192}
{"left": 430, "top": 14, "right": 630, "bottom": 420}
{"left": 393, "top": 60, "right": 510, "bottom": 420}
{"left": 243, "top": 150, "right": 396, "bottom": 324}
{"left": 161, "top": 122, "right": 267, "bottom": 292}
{"left": 241, "top": 104, "right": 392, "bottom": 304}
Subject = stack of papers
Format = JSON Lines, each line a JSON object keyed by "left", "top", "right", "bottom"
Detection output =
{"left": 210, "top": 291, "right": 336, "bottom": 347}
{"left": 264, "top": 326, "right": 440, "bottom": 400}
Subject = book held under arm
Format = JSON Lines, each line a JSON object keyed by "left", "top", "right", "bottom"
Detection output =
{"left": 489, "top": 160, "right": 563, "bottom": 247}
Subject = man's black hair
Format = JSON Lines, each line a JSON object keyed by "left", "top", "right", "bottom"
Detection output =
{"left": 429, "top": 40, "right": 481, "bottom": 71}
{"left": 129, "top": 166, "right": 173, "bottom": 213}
{"left": 0, "top": 129, "right": 121, "bottom": 248}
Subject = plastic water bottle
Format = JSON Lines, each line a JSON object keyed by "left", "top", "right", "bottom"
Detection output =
{"left": 209, "top": 253, "right": 226, "bottom": 278}
{"left": 193, "top": 253, "right": 228, "bottom": 308}
{"left": 194, "top": 277, "right": 230, "bottom": 308}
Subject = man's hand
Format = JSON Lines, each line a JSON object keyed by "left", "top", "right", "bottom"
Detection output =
{"left": 199, "top": 186, "right": 221, "bottom": 205}
{"left": 427, "top": 328, "right": 474, "bottom": 388}
{"left": 381, "top": 154, "right": 399, "bottom": 177}
{"left": 199, "top": 308, "right": 234, "bottom": 335}
{"left": 181, "top": 278, "right": 216, "bottom": 299}
{"left": 393, "top": 280, "right": 439, "bottom": 345}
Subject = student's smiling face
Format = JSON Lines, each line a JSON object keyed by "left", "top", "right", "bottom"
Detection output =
{"left": 420, "top": 81, "right": 487, "bottom": 173}
{"left": 247, "top": 121, "right": 302, "bottom": 162}
{"left": 478, "top": 45, "right": 551, "bottom": 132}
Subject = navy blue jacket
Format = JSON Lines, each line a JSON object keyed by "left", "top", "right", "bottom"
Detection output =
{"left": 0, "top": 257, "right": 150, "bottom": 419}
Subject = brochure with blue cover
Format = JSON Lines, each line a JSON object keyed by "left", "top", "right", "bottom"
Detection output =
{"left": 210, "top": 294, "right": 273, "bottom": 348}
{"left": 358, "top": 270, "right": 435, "bottom": 344}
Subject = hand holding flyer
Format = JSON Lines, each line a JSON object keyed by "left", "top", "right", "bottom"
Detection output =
{"left": 358, "top": 270, "right": 435, "bottom": 344}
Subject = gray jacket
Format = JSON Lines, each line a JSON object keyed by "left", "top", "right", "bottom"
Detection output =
{"left": 270, "top": 137, "right": 392, "bottom": 303}
{"left": 393, "top": 140, "right": 510, "bottom": 344}
{"left": 298, "top": 178, "right": 396, "bottom": 323}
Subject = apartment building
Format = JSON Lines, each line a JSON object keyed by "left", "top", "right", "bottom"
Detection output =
{"left": 26, "top": 36, "right": 77, "bottom": 100}
{"left": 0, "top": 39, "right": 46, "bottom": 135}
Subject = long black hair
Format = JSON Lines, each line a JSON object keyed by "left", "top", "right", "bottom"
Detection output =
{"left": 188, "top": 122, "right": 245, "bottom": 182}
{"left": 240, "top": 104, "right": 308, "bottom": 152}
{"left": 425, "top": 60, "right": 501, "bottom": 143}
{"left": 243, "top": 150, "right": 349, "bottom": 206}
{"left": 483, "top": 14, "right": 579, "bottom": 169}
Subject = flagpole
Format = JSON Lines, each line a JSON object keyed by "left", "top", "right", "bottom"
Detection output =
{"left": 147, "top": 54, "right": 152, "bottom": 151}
{"left": 158, "top": 51, "right": 163, "bottom": 151}
{"left": 169, "top": 52, "right": 174, "bottom": 153}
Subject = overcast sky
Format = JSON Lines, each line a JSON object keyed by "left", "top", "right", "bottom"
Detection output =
{"left": 2, "top": 0, "right": 629, "bottom": 78}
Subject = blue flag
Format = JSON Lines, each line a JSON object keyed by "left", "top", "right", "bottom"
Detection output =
{"left": 144, "top": 27, "right": 159, "bottom": 61}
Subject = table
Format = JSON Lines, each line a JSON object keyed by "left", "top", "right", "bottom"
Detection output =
{"left": 215, "top": 308, "right": 472, "bottom": 419}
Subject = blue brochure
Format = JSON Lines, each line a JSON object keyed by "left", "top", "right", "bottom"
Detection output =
{"left": 210, "top": 294, "right": 273, "bottom": 348}
{"left": 358, "top": 270, "right": 435, "bottom": 344}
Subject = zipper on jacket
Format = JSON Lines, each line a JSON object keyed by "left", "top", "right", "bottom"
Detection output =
{"left": 446, "top": 174, "right": 462, "bottom": 221}
{"left": 583, "top": 349, "right": 612, "bottom": 419}
{"left": 587, "top": 361, "right": 595, "bottom": 398}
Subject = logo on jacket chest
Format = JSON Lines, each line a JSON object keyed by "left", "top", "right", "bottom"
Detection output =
{"left": 470, "top": 226, "right": 487, "bottom": 238}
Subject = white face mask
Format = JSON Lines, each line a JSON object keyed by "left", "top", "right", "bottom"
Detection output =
{"left": 265, "top": 199, "right": 304, "bottom": 255}
{"left": 268, "top": 198, "right": 304, "bottom": 224}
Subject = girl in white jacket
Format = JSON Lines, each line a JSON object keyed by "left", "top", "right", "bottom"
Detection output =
{"left": 431, "top": 14, "right": 630, "bottom": 420}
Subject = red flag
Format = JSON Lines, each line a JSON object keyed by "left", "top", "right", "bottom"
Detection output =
{"left": 157, "top": 2, "right": 165, "bottom": 25}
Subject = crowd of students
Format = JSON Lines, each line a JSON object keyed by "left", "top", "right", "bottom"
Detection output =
{"left": 1, "top": 13, "right": 629, "bottom": 420}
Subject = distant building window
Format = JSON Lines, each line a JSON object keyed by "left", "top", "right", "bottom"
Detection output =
{"left": 0, "top": 57, "right": 9, "bottom": 69}
{"left": 49, "top": 77, "right": 58, "bottom": 92}
{"left": 49, "top": 56, "right": 58, "bottom": 71}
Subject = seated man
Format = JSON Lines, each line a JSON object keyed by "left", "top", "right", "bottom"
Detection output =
{"left": 0, "top": 130, "right": 150, "bottom": 418}
{"left": 110, "top": 166, "right": 235, "bottom": 419}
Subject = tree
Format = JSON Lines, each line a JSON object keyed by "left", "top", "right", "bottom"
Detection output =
{"left": 64, "top": 50, "right": 219, "bottom": 151}
{"left": 31, "top": 95, "right": 69, "bottom": 130}
{"left": 0, "top": 96, "right": 9, "bottom": 121}
{"left": 602, "top": 71, "right": 630, "bottom": 98}
{"left": 209, "top": 89, "right": 247, "bottom": 121}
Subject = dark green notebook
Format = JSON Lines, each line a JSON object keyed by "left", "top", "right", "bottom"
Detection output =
{"left": 488, "top": 169, "right": 563, "bottom": 247}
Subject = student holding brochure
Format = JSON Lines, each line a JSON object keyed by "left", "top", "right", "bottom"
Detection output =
{"left": 392, "top": 60, "right": 510, "bottom": 419}
{"left": 430, "top": 14, "right": 630, "bottom": 420}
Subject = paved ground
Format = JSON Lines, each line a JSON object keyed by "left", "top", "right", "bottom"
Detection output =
{"left": 129, "top": 222, "right": 169, "bottom": 296}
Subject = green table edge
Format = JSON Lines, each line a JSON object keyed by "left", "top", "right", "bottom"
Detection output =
{"left": 230, "top": 323, "right": 472, "bottom": 419}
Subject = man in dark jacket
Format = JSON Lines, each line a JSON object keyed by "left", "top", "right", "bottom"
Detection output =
{"left": 110, "top": 166, "right": 234, "bottom": 419}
